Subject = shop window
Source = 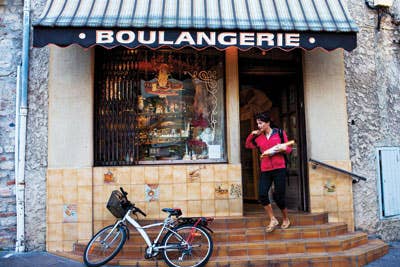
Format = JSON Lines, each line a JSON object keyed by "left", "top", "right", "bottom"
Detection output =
{"left": 94, "top": 47, "right": 226, "bottom": 166}
{"left": 377, "top": 147, "right": 400, "bottom": 218}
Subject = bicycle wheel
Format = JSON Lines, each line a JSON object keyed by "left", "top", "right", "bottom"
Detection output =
{"left": 83, "top": 224, "right": 127, "bottom": 267}
{"left": 161, "top": 225, "right": 213, "bottom": 267}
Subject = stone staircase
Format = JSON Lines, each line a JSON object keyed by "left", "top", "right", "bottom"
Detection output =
{"left": 59, "top": 210, "right": 388, "bottom": 266}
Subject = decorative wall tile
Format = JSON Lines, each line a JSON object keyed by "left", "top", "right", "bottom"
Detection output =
{"left": 229, "top": 183, "right": 242, "bottom": 198}
{"left": 323, "top": 179, "right": 336, "bottom": 193}
{"left": 103, "top": 170, "right": 115, "bottom": 183}
{"left": 187, "top": 165, "right": 205, "bottom": 182}
{"left": 145, "top": 184, "right": 160, "bottom": 202}
{"left": 63, "top": 204, "right": 77, "bottom": 223}
{"left": 215, "top": 183, "right": 229, "bottom": 199}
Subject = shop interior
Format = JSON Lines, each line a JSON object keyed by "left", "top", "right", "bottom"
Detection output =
{"left": 238, "top": 49, "right": 308, "bottom": 211}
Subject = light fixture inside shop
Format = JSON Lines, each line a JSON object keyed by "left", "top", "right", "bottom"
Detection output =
{"left": 365, "top": 0, "right": 394, "bottom": 30}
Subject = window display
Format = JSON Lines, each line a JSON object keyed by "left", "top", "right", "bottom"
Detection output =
{"left": 94, "top": 47, "right": 226, "bottom": 166}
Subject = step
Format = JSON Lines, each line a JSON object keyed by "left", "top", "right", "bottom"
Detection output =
{"left": 114, "top": 239, "right": 388, "bottom": 267}
{"left": 133, "top": 211, "right": 329, "bottom": 231}
{"left": 121, "top": 222, "right": 348, "bottom": 245}
{"left": 74, "top": 231, "right": 367, "bottom": 259}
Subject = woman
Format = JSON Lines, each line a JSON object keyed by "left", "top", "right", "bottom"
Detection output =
{"left": 245, "top": 112, "right": 292, "bottom": 232}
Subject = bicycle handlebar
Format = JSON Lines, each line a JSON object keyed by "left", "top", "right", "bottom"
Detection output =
{"left": 120, "top": 187, "right": 128, "bottom": 197}
{"left": 120, "top": 187, "right": 147, "bottom": 217}
{"left": 135, "top": 207, "right": 147, "bottom": 217}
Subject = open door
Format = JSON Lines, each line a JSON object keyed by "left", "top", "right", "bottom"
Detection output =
{"left": 239, "top": 49, "right": 308, "bottom": 211}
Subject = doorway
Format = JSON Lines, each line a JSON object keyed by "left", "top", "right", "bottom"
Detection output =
{"left": 239, "top": 49, "right": 308, "bottom": 211}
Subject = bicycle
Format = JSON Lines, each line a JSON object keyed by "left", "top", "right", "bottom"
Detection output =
{"left": 83, "top": 187, "right": 214, "bottom": 267}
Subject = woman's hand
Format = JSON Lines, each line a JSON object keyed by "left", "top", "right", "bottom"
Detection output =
{"left": 251, "top": 130, "right": 261, "bottom": 135}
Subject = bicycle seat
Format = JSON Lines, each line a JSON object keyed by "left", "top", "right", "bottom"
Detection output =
{"left": 162, "top": 208, "right": 182, "bottom": 217}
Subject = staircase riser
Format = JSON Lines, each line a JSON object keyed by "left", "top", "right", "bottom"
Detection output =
{"left": 134, "top": 213, "right": 329, "bottom": 230}
{"left": 123, "top": 226, "right": 348, "bottom": 244}
{"left": 75, "top": 235, "right": 367, "bottom": 259}
{"left": 70, "top": 211, "right": 388, "bottom": 267}
{"left": 113, "top": 244, "right": 388, "bottom": 267}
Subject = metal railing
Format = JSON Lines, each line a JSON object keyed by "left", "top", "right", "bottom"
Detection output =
{"left": 309, "top": 158, "right": 367, "bottom": 183}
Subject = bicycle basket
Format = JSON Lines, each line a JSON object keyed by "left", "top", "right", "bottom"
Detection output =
{"left": 106, "top": 190, "right": 127, "bottom": 218}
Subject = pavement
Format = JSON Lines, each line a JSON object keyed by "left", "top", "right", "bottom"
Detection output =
{"left": 1, "top": 241, "right": 400, "bottom": 266}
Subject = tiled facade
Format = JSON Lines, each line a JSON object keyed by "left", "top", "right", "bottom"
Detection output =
{"left": 308, "top": 160, "right": 354, "bottom": 231}
{"left": 46, "top": 164, "right": 242, "bottom": 252}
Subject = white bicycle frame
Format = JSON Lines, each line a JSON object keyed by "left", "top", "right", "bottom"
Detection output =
{"left": 109, "top": 208, "right": 189, "bottom": 254}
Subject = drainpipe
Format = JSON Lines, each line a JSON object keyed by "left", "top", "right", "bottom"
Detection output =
{"left": 15, "top": 0, "right": 31, "bottom": 252}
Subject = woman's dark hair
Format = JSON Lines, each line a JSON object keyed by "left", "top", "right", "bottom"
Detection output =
{"left": 255, "top": 112, "right": 271, "bottom": 123}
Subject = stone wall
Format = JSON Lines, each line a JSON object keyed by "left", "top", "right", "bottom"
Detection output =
{"left": 345, "top": 1, "right": 400, "bottom": 240}
{"left": 0, "top": 0, "right": 49, "bottom": 251}
{"left": 25, "top": 0, "right": 49, "bottom": 251}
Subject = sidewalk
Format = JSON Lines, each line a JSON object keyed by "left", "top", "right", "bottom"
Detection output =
{"left": 1, "top": 241, "right": 400, "bottom": 267}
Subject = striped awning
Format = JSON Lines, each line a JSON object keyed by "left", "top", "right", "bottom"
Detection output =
{"left": 33, "top": 0, "right": 358, "bottom": 51}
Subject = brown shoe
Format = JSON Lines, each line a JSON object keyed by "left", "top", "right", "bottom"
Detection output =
{"left": 265, "top": 218, "right": 279, "bottom": 233}
{"left": 281, "top": 219, "right": 291, "bottom": 229}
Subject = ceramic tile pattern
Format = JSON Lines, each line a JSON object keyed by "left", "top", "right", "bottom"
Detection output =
{"left": 46, "top": 164, "right": 243, "bottom": 252}
{"left": 308, "top": 161, "right": 354, "bottom": 231}
{"left": 47, "top": 162, "right": 356, "bottom": 253}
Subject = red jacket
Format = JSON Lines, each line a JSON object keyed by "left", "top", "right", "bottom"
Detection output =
{"left": 245, "top": 128, "right": 292, "bottom": 172}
